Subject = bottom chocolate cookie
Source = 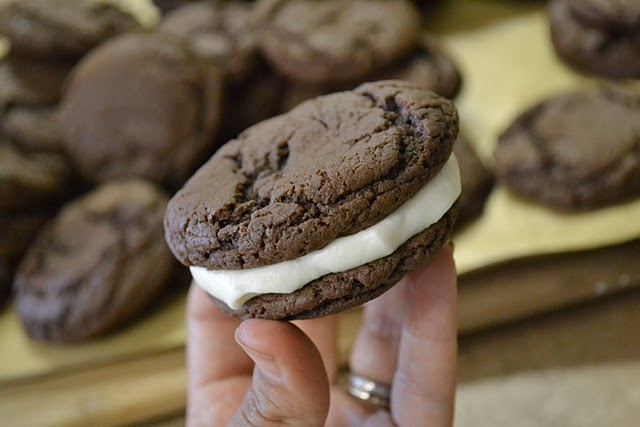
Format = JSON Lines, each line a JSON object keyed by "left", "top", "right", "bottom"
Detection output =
{"left": 210, "top": 204, "right": 456, "bottom": 320}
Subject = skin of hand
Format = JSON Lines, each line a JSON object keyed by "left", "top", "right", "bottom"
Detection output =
{"left": 187, "top": 244, "right": 457, "bottom": 427}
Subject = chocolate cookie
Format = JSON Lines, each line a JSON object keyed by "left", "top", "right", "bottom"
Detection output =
{"left": 59, "top": 32, "right": 223, "bottom": 189}
{"left": 2, "top": 106, "right": 62, "bottom": 152}
{"left": 161, "top": 0, "right": 259, "bottom": 82}
{"left": 549, "top": 0, "right": 640, "bottom": 78}
{"left": 281, "top": 36, "right": 461, "bottom": 112}
{"left": 0, "top": 0, "right": 160, "bottom": 60}
{"left": 15, "top": 180, "right": 175, "bottom": 342}
{"left": 165, "top": 80, "right": 460, "bottom": 319}
{"left": 453, "top": 136, "right": 493, "bottom": 228}
{"left": 0, "top": 140, "right": 71, "bottom": 211}
{"left": 258, "top": 0, "right": 422, "bottom": 84}
{"left": 494, "top": 90, "right": 640, "bottom": 210}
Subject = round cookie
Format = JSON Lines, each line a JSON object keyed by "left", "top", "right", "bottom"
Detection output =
{"left": 0, "top": 0, "right": 160, "bottom": 60}
{"left": 453, "top": 136, "right": 493, "bottom": 228}
{"left": 258, "top": 0, "right": 422, "bottom": 84}
{"left": 281, "top": 36, "right": 461, "bottom": 112}
{"left": 494, "top": 90, "right": 640, "bottom": 211}
{"left": 160, "top": 0, "right": 259, "bottom": 83}
{"left": 549, "top": 0, "right": 640, "bottom": 78}
{"left": 14, "top": 180, "right": 175, "bottom": 342}
{"left": 59, "top": 32, "right": 223, "bottom": 189}
{"left": 165, "top": 80, "right": 459, "bottom": 320}
{"left": 0, "top": 140, "right": 71, "bottom": 211}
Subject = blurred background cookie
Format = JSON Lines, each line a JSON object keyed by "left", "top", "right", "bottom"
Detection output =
{"left": 0, "top": 0, "right": 160, "bottom": 60}
{"left": 161, "top": 0, "right": 258, "bottom": 82}
{"left": 59, "top": 32, "right": 223, "bottom": 189}
{"left": 258, "top": 0, "right": 422, "bottom": 84}
{"left": 549, "top": 0, "right": 640, "bottom": 78}
{"left": 280, "top": 35, "right": 462, "bottom": 111}
{"left": 14, "top": 180, "right": 176, "bottom": 342}
{"left": 161, "top": 0, "right": 283, "bottom": 143}
{"left": 494, "top": 89, "right": 640, "bottom": 210}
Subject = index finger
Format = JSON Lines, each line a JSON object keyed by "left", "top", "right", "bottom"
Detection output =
{"left": 391, "top": 246, "right": 457, "bottom": 426}
{"left": 186, "top": 284, "right": 253, "bottom": 391}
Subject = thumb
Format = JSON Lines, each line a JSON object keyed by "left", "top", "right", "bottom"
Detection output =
{"left": 229, "top": 319, "right": 330, "bottom": 427}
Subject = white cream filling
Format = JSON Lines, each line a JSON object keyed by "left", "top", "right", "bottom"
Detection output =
{"left": 191, "top": 155, "right": 461, "bottom": 309}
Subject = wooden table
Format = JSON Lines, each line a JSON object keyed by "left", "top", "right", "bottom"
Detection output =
{"left": 2, "top": 240, "right": 639, "bottom": 426}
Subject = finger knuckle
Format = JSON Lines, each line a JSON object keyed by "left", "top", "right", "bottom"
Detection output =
{"left": 237, "top": 387, "right": 294, "bottom": 426}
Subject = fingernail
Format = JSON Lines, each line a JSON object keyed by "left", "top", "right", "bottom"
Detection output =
{"left": 235, "top": 333, "right": 281, "bottom": 382}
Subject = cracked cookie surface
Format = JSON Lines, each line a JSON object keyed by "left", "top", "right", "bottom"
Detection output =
{"left": 14, "top": 180, "right": 174, "bottom": 342}
{"left": 165, "top": 80, "right": 458, "bottom": 270}
{"left": 494, "top": 90, "right": 640, "bottom": 210}
{"left": 549, "top": 0, "right": 640, "bottom": 78}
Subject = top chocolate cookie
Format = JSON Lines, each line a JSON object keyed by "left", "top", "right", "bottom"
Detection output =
{"left": 0, "top": 0, "right": 160, "bottom": 59}
{"left": 549, "top": 0, "right": 640, "bottom": 78}
{"left": 258, "top": 0, "right": 422, "bottom": 84}
{"left": 165, "top": 80, "right": 458, "bottom": 270}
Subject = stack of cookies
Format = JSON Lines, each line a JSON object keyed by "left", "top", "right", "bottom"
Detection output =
{"left": 0, "top": 0, "right": 184, "bottom": 341}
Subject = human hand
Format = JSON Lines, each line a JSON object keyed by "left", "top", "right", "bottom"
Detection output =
{"left": 186, "top": 245, "right": 457, "bottom": 426}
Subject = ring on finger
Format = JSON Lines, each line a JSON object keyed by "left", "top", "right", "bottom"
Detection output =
{"left": 345, "top": 373, "right": 391, "bottom": 410}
